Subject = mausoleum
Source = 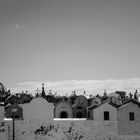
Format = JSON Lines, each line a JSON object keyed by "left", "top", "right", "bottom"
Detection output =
{"left": 21, "top": 97, "right": 54, "bottom": 120}
{"left": 54, "top": 101, "right": 73, "bottom": 118}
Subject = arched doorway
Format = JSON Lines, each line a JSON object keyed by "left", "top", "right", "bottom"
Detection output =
{"left": 60, "top": 111, "right": 68, "bottom": 118}
{"left": 76, "top": 111, "right": 83, "bottom": 118}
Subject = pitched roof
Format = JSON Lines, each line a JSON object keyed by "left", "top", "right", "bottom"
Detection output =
{"left": 88, "top": 101, "right": 120, "bottom": 110}
{"left": 54, "top": 100, "right": 72, "bottom": 110}
{"left": 118, "top": 99, "right": 140, "bottom": 109}
{"left": 88, "top": 104, "right": 99, "bottom": 110}
{"left": 72, "top": 102, "right": 86, "bottom": 108}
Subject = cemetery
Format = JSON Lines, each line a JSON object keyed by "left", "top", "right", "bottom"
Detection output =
{"left": 0, "top": 83, "right": 140, "bottom": 140}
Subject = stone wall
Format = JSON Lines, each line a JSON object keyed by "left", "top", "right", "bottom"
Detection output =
{"left": 5, "top": 120, "right": 116, "bottom": 140}
{"left": 3, "top": 119, "right": 140, "bottom": 140}
{"left": 0, "top": 120, "right": 6, "bottom": 140}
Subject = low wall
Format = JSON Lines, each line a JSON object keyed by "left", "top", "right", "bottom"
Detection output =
{"left": 0, "top": 119, "right": 6, "bottom": 140}
{"left": 3, "top": 119, "right": 140, "bottom": 140}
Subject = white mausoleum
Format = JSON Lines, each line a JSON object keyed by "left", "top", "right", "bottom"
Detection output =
{"left": 20, "top": 97, "right": 54, "bottom": 121}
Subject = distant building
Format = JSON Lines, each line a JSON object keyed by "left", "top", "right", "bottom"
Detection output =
{"left": 75, "top": 95, "right": 88, "bottom": 107}
{"left": 106, "top": 96, "right": 122, "bottom": 105}
{"left": 115, "top": 91, "right": 126, "bottom": 103}
{"left": 4, "top": 95, "right": 19, "bottom": 105}
{"left": 90, "top": 96, "right": 102, "bottom": 106}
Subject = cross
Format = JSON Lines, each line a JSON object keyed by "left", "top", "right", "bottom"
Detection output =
{"left": 35, "top": 88, "right": 40, "bottom": 94}
{"left": 129, "top": 92, "right": 133, "bottom": 99}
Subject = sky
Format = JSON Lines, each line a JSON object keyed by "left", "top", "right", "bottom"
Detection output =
{"left": 0, "top": 0, "right": 140, "bottom": 94}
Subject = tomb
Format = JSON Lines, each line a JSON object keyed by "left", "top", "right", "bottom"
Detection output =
{"left": 5, "top": 103, "right": 23, "bottom": 119}
{"left": 54, "top": 101, "right": 73, "bottom": 118}
{"left": 72, "top": 102, "right": 87, "bottom": 118}
{"left": 21, "top": 97, "right": 54, "bottom": 121}
{"left": 75, "top": 95, "right": 88, "bottom": 107}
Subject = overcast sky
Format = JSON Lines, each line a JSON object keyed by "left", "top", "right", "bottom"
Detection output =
{"left": 0, "top": 0, "right": 140, "bottom": 93}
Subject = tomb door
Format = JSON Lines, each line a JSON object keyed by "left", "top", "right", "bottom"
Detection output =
{"left": 60, "top": 111, "right": 68, "bottom": 118}
{"left": 76, "top": 111, "right": 83, "bottom": 118}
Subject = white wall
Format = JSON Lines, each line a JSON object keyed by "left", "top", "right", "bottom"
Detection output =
{"left": 0, "top": 106, "right": 4, "bottom": 120}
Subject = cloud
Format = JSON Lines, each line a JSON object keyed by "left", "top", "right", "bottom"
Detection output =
{"left": 8, "top": 78, "right": 140, "bottom": 96}
{"left": 15, "top": 24, "right": 24, "bottom": 30}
